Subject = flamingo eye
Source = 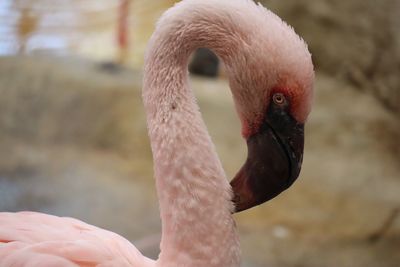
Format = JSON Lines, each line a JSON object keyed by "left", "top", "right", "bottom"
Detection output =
{"left": 272, "top": 93, "right": 286, "bottom": 106}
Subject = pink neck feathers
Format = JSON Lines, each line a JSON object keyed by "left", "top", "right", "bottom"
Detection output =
{"left": 143, "top": 1, "right": 241, "bottom": 266}
{"left": 143, "top": 0, "right": 313, "bottom": 266}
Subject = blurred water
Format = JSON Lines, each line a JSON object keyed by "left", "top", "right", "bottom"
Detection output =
{"left": 0, "top": 0, "right": 118, "bottom": 56}
{"left": 0, "top": 0, "right": 177, "bottom": 66}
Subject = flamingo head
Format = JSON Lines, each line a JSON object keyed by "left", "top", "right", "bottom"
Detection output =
{"left": 228, "top": 6, "right": 315, "bottom": 212}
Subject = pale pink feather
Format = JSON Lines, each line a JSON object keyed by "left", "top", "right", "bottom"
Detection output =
{"left": 0, "top": 212, "right": 155, "bottom": 267}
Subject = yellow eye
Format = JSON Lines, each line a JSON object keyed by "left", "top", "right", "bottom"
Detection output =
{"left": 272, "top": 93, "right": 286, "bottom": 105}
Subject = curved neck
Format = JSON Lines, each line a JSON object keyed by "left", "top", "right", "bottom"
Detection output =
{"left": 143, "top": 2, "right": 246, "bottom": 267}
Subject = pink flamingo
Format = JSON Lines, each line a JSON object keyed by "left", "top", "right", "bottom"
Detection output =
{"left": 0, "top": 0, "right": 314, "bottom": 266}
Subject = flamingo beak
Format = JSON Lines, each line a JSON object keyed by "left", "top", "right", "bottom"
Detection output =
{"left": 230, "top": 105, "right": 304, "bottom": 212}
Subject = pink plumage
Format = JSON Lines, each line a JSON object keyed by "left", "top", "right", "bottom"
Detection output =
{"left": 0, "top": 0, "right": 314, "bottom": 266}
{"left": 0, "top": 212, "right": 154, "bottom": 266}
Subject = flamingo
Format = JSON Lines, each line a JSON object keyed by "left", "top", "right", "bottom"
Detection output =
{"left": 0, "top": 0, "right": 314, "bottom": 266}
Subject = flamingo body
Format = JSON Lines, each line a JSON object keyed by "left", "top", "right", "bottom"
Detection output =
{"left": 0, "top": 212, "right": 154, "bottom": 267}
{"left": 0, "top": 0, "right": 314, "bottom": 266}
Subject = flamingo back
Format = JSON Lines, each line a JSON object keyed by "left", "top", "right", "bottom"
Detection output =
{"left": 0, "top": 212, "right": 155, "bottom": 267}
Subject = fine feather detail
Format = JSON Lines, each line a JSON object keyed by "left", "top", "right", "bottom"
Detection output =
{"left": 0, "top": 212, "right": 154, "bottom": 267}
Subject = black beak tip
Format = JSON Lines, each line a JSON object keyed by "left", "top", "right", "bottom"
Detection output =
{"left": 230, "top": 118, "right": 304, "bottom": 213}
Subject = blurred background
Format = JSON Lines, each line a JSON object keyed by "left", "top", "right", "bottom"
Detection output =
{"left": 0, "top": 0, "right": 399, "bottom": 266}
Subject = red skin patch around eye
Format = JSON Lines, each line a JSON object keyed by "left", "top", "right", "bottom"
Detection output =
{"left": 241, "top": 86, "right": 303, "bottom": 139}
{"left": 270, "top": 86, "right": 303, "bottom": 123}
